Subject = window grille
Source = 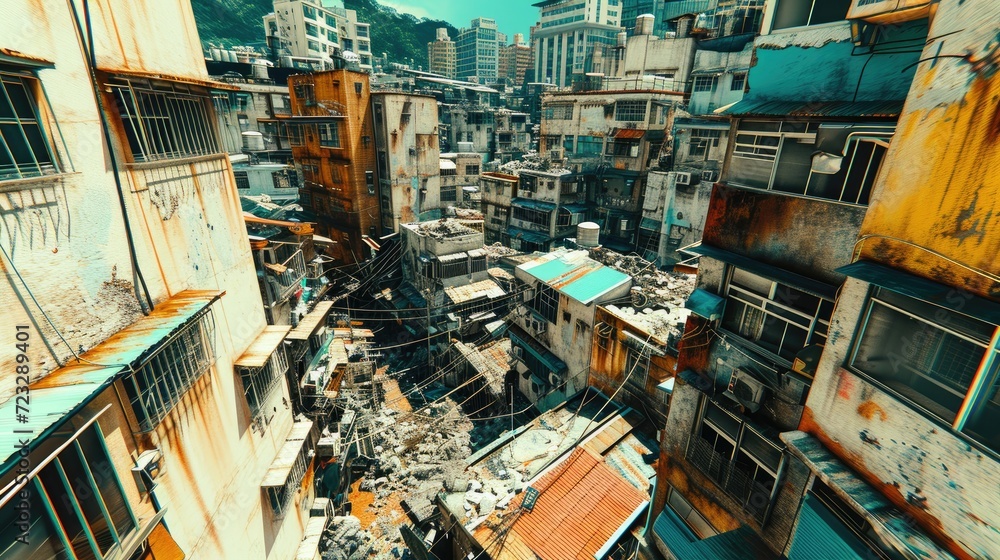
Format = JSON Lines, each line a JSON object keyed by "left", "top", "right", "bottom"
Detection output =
{"left": 239, "top": 345, "right": 289, "bottom": 420}
{"left": 0, "top": 69, "right": 60, "bottom": 180}
{"left": 110, "top": 80, "right": 221, "bottom": 163}
{"left": 614, "top": 100, "right": 647, "bottom": 122}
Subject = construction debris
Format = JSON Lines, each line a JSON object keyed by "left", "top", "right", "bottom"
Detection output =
{"left": 588, "top": 247, "right": 696, "bottom": 308}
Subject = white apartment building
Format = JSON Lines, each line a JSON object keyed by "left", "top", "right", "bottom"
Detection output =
{"left": 532, "top": 0, "right": 623, "bottom": 87}
{"left": 264, "top": 0, "right": 374, "bottom": 71}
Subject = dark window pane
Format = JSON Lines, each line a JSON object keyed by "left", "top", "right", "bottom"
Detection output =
{"left": 78, "top": 427, "right": 135, "bottom": 538}
{"left": 56, "top": 452, "right": 114, "bottom": 554}
{"left": 0, "top": 491, "right": 70, "bottom": 560}
{"left": 37, "top": 465, "right": 96, "bottom": 560}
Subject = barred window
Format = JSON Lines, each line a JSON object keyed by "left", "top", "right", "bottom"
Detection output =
{"left": 110, "top": 80, "right": 221, "bottom": 162}
{"left": 239, "top": 346, "right": 289, "bottom": 420}
{"left": 122, "top": 311, "right": 217, "bottom": 432}
{"left": 614, "top": 100, "right": 647, "bottom": 122}
{"left": 305, "top": 23, "right": 319, "bottom": 38}
{"left": 543, "top": 104, "right": 573, "bottom": 120}
{"left": 1, "top": 68, "right": 60, "bottom": 180}
{"left": 234, "top": 170, "right": 250, "bottom": 189}
{"left": 731, "top": 72, "right": 747, "bottom": 91}
{"left": 693, "top": 76, "right": 718, "bottom": 92}
{"left": 531, "top": 284, "right": 559, "bottom": 324}
{"left": 441, "top": 184, "right": 458, "bottom": 202}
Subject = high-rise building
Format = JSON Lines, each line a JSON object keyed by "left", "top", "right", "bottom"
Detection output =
{"left": 289, "top": 69, "right": 381, "bottom": 263}
{"left": 427, "top": 27, "right": 457, "bottom": 78}
{"left": 264, "top": 0, "right": 374, "bottom": 71}
{"left": 0, "top": 1, "right": 318, "bottom": 558}
{"left": 498, "top": 33, "right": 533, "bottom": 86}
{"left": 456, "top": 17, "right": 500, "bottom": 83}
{"left": 532, "top": 0, "right": 622, "bottom": 88}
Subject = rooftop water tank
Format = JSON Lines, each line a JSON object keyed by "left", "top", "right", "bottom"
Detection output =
{"left": 636, "top": 14, "right": 656, "bottom": 36}
{"left": 577, "top": 222, "right": 600, "bottom": 248}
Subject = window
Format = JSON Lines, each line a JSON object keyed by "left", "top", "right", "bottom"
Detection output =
{"left": 731, "top": 72, "right": 747, "bottom": 91}
{"left": 606, "top": 140, "right": 640, "bottom": 157}
{"left": 319, "top": 123, "right": 340, "bottom": 147}
{"left": 722, "top": 267, "right": 833, "bottom": 361}
{"left": 689, "top": 129, "right": 722, "bottom": 158}
{"left": 234, "top": 170, "right": 250, "bottom": 189}
{"left": 302, "top": 4, "right": 317, "bottom": 19}
{"left": 325, "top": 13, "right": 337, "bottom": 27}
{"left": 464, "top": 164, "right": 480, "bottom": 175}
{"left": 531, "top": 284, "right": 560, "bottom": 324}
{"left": 122, "top": 310, "right": 217, "bottom": 432}
{"left": 305, "top": 23, "right": 319, "bottom": 38}
{"left": 441, "top": 184, "right": 458, "bottom": 202}
{"left": 543, "top": 103, "right": 574, "bottom": 120}
{"left": 239, "top": 346, "right": 289, "bottom": 421}
{"left": 327, "top": 29, "right": 338, "bottom": 42}
{"left": 264, "top": 425, "right": 314, "bottom": 518}
{"left": 614, "top": 100, "right": 647, "bottom": 122}
{"left": 284, "top": 122, "right": 304, "bottom": 146}
{"left": 772, "top": 0, "right": 850, "bottom": 30}
{"left": 693, "top": 76, "right": 718, "bottom": 93}
{"left": 511, "top": 205, "right": 550, "bottom": 230}
{"left": 307, "top": 40, "right": 321, "bottom": 52}
{"left": 686, "top": 399, "right": 783, "bottom": 523}
{"left": 666, "top": 486, "right": 718, "bottom": 539}
{"left": 110, "top": 79, "right": 220, "bottom": 162}
{"left": 575, "top": 136, "right": 602, "bottom": 155}
{"left": 625, "top": 345, "right": 651, "bottom": 390}
{"left": 0, "top": 423, "right": 138, "bottom": 559}
{"left": 850, "top": 288, "right": 999, "bottom": 451}
{"left": 1, "top": 68, "right": 60, "bottom": 180}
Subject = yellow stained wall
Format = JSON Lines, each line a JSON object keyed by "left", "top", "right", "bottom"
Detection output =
{"left": 858, "top": 2, "right": 1000, "bottom": 298}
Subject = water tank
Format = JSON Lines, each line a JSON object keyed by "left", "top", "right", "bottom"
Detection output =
{"left": 242, "top": 131, "right": 265, "bottom": 151}
{"left": 577, "top": 222, "right": 600, "bottom": 248}
{"left": 210, "top": 48, "right": 223, "bottom": 61}
{"left": 226, "top": 50, "right": 238, "bottom": 63}
{"left": 252, "top": 61, "right": 269, "bottom": 80}
{"left": 636, "top": 14, "right": 655, "bottom": 36}
{"left": 617, "top": 31, "right": 627, "bottom": 48}
{"left": 457, "top": 141, "right": 475, "bottom": 152}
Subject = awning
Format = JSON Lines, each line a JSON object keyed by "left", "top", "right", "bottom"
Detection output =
{"left": 837, "top": 260, "right": 1000, "bottom": 325}
{"left": 560, "top": 203, "right": 589, "bottom": 213}
{"left": 440, "top": 159, "right": 457, "bottom": 170}
{"left": 656, "top": 378, "right": 676, "bottom": 395}
{"left": 261, "top": 421, "right": 314, "bottom": 488}
{"left": 787, "top": 495, "right": 869, "bottom": 560}
{"left": 686, "top": 288, "right": 725, "bottom": 321}
{"left": 782, "top": 431, "right": 955, "bottom": 560}
{"left": 0, "top": 48, "right": 54, "bottom": 69}
{"left": 313, "top": 234, "right": 336, "bottom": 245}
{"left": 0, "top": 291, "right": 222, "bottom": 477}
{"left": 652, "top": 507, "right": 778, "bottom": 560}
{"left": 244, "top": 213, "right": 315, "bottom": 235}
{"left": 101, "top": 67, "right": 240, "bottom": 91}
{"left": 613, "top": 128, "right": 646, "bottom": 139}
{"left": 722, "top": 99, "right": 904, "bottom": 118}
{"left": 287, "top": 301, "right": 334, "bottom": 341}
{"left": 508, "top": 325, "right": 568, "bottom": 374}
{"left": 689, "top": 243, "right": 838, "bottom": 300}
{"left": 511, "top": 198, "right": 557, "bottom": 211}
{"left": 506, "top": 226, "right": 552, "bottom": 245}
{"left": 235, "top": 325, "right": 291, "bottom": 369}
{"left": 437, "top": 251, "right": 469, "bottom": 263}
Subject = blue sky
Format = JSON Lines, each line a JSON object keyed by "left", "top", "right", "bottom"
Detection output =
{"left": 378, "top": 0, "right": 539, "bottom": 42}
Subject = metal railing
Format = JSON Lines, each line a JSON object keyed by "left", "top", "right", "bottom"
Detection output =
{"left": 685, "top": 436, "right": 773, "bottom": 523}
{"left": 266, "top": 249, "right": 307, "bottom": 303}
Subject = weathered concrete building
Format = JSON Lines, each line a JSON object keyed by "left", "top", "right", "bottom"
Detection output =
{"left": 497, "top": 33, "right": 533, "bottom": 87}
{"left": 507, "top": 168, "right": 587, "bottom": 253}
{"left": 289, "top": 68, "right": 381, "bottom": 263}
{"left": 650, "top": 0, "right": 944, "bottom": 558}
{"left": 371, "top": 92, "right": 442, "bottom": 233}
{"left": 0, "top": 1, "right": 319, "bottom": 558}
{"left": 427, "top": 27, "right": 457, "bottom": 79}
{"left": 264, "top": 0, "right": 374, "bottom": 72}
{"left": 479, "top": 172, "right": 519, "bottom": 244}
{"left": 511, "top": 249, "right": 632, "bottom": 410}
{"left": 791, "top": 1, "right": 1000, "bottom": 559}
{"left": 438, "top": 152, "right": 483, "bottom": 211}
{"left": 638, "top": 169, "right": 713, "bottom": 266}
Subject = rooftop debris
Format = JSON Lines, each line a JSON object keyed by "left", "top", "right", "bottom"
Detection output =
{"left": 496, "top": 151, "right": 572, "bottom": 175}
{"left": 588, "top": 247, "right": 696, "bottom": 308}
{"left": 408, "top": 218, "right": 481, "bottom": 239}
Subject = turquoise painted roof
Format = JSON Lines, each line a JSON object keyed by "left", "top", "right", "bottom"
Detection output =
{"left": 0, "top": 291, "right": 222, "bottom": 477}
{"left": 522, "top": 252, "right": 631, "bottom": 304}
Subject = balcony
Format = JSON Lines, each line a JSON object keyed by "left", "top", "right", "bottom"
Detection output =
{"left": 264, "top": 248, "right": 307, "bottom": 303}
{"left": 685, "top": 436, "right": 773, "bottom": 523}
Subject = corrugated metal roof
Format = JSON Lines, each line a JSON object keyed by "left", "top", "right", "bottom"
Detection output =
{"left": 287, "top": 301, "right": 333, "bottom": 341}
{"left": 444, "top": 278, "right": 507, "bottom": 304}
{"left": 0, "top": 291, "right": 222, "bottom": 476}
{"left": 485, "top": 448, "right": 648, "bottom": 560}
{"left": 520, "top": 250, "right": 632, "bottom": 304}
{"left": 613, "top": 128, "right": 646, "bottom": 139}
{"left": 235, "top": 325, "right": 291, "bottom": 368}
{"left": 506, "top": 226, "right": 552, "bottom": 244}
{"left": 511, "top": 198, "right": 558, "bottom": 211}
{"left": 653, "top": 508, "right": 778, "bottom": 560}
{"left": 723, "top": 99, "right": 904, "bottom": 118}
{"left": 787, "top": 495, "right": 867, "bottom": 560}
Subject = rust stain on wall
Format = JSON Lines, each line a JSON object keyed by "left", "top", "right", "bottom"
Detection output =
{"left": 857, "top": 400, "right": 888, "bottom": 421}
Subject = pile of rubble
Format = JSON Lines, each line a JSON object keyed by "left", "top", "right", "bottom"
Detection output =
{"left": 496, "top": 151, "right": 572, "bottom": 176}
{"left": 588, "top": 247, "right": 696, "bottom": 308}
{"left": 481, "top": 242, "right": 520, "bottom": 260}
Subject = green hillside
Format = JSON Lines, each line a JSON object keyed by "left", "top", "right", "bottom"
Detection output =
{"left": 191, "top": 0, "right": 458, "bottom": 70}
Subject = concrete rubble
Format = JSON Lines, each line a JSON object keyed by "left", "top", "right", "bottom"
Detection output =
{"left": 588, "top": 247, "right": 696, "bottom": 308}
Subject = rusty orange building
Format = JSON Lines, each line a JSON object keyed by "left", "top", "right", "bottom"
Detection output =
{"left": 287, "top": 68, "right": 381, "bottom": 264}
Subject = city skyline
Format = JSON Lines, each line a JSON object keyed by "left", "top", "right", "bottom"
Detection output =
{"left": 380, "top": 0, "right": 538, "bottom": 43}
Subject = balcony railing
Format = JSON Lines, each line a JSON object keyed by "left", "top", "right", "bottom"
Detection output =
{"left": 685, "top": 436, "right": 773, "bottom": 523}
{"left": 266, "top": 249, "right": 307, "bottom": 302}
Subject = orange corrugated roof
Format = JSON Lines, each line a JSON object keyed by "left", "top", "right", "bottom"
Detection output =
{"left": 501, "top": 448, "right": 647, "bottom": 560}
{"left": 613, "top": 128, "right": 646, "bottom": 139}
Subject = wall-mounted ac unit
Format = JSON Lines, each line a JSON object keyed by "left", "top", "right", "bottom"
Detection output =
{"left": 725, "top": 369, "right": 767, "bottom": 413}
{"left": 548, "top": 371, "right": 561, "bottom": 386}
{"left": 533, "top": 319, "right": 547, "bottom": 334}
{"left": 701, "top": 170, "right": 718, "bottom": 182}
{"left": 675, "top": 172, "right": 692, "bottom": 185}
{"left": 549, "top": 149, "right": 563, "bottom": 161}
{"left": 512, "top": 346, "right": 524, "bottom": 358}
{"left": 131, "top": 449, "right": 164, "bottom": 494}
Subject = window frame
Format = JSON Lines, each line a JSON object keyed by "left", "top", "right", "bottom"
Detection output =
{"left": 614, "top": 100, "right": 647, "bottom": 122}
{"left": 0, "top": 67, "right": 62, "bottom": 181}
{"left": 531, "top": 283, "right": 560, "bottom": 325}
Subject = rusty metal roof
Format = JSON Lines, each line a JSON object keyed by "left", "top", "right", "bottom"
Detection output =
{"left": 0, "top": 291, "right": 222, "bottom": 477}
{"left": 444, "top": 278, "right": 507, "bottom": 304}
{"left": 102, "top": 67, "right": 241, "bottom": 91}
{"left": 476, "top": 447, "right": 648, "bottom": 560}
{"left": 613, "top": 128, "right": 646, "bottom": 139}
{"left": 0, "top": 48, "right": 54, "bottom": 68}
{"left": 235, "top": 325, "right": 291, "bottom": 368}
{"left": 287, "top": 301, "right": 334, "bottom": 341}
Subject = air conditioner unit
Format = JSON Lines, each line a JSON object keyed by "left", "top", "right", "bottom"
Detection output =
{"left": 701, "top": 170, "right": 717, "bottom": 182}
{"left": 548, "top": 371, "right": 561, "bottom": 386}
{"left": 549, "top": 149, "right": 563, "bottom": 161}
{"left": 725, "top": 369, "right": 767, "bottom": 413}
{"left": 131, "top": 449, "right": 164, "bottom": 494}
{"left": 512, "top": 346, "right": 524, "bottom": 358}
{"left": 675, "top": 172, "right": 692, "bottom": 185}
{"left": 533, "top": 319, "right": 547, "bottom": 334}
